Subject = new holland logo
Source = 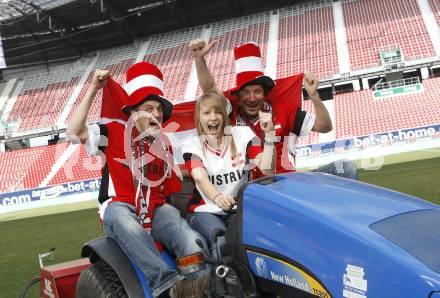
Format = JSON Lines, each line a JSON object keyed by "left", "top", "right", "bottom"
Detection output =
{"left": 43, "top": 278, "right": 55, "bottom": 298}
{"left": 255, "top": 257, "right": 269, "bottom": 278}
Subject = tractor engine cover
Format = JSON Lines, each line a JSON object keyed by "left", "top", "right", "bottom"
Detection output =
{"left": 238, "top": 173, "right": 440, "bottom": 298}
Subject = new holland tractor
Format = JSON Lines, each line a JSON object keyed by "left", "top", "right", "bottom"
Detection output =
{"left": 23, "top": 172, "right": 440, "bottom": 298}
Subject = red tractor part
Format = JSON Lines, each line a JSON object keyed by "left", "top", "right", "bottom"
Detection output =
{"left": 40, "top": 258, "right": 91, "bottom": 298}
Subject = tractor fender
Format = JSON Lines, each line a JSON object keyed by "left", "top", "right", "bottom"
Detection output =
{"left": 81, "top": 236, "right": 145, "bottom": 298}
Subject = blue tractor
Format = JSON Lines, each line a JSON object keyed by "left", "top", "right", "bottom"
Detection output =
{"left": 74, "top": 172, "right": 440, "bottom": 298}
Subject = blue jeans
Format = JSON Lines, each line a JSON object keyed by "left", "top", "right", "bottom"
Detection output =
{"left": 314, "top": 159, "right": 358, "bottom": 180}
{"left": 188, "top": 212, "right": 236, "bottom": 264}
{"left": 103, "top": 202, "right": 208, "bottom": 297}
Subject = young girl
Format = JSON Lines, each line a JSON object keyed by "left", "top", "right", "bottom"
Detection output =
{"left": 182, "top": 92, "right": 275, "bottom": 261}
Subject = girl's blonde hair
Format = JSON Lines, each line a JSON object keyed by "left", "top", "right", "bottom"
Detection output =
{"left": 195, "top": 93, "right": 237, "bottom": 158}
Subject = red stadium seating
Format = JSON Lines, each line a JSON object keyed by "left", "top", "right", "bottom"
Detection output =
{"left": 429, "top": 0, "right": 440, "bottom": 26}
{"left": 145, "top": 43, "right": 194, "bottom": 103}
{"left": 48, "top": 144, "right": 102, "bottom": 186}
{"left": 198, "top": 17, "right": 270, "bottom": 96}
{"left": 334, "top": 76, "right": 440, "bottom": 139}
{"left": 65, "top": 58, "right": 134, "bottom": 124}
{"left": 278, "top": 4, "right": 339, "bottom": 79}
{"left": 342, "top": 0, "right": 435, "bottom": 70}
{"left": 8, "top": 78, "right": 79, "bottom": 132}
{"left": 0, "top": 143, "right": 68, "bottom": 192}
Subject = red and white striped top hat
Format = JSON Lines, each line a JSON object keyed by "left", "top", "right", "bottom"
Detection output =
{"left": 123, "top": 62, "right": 173, "bottom": 122}
{"left": 228, "top": 42, "right": 275, "bottom": 94}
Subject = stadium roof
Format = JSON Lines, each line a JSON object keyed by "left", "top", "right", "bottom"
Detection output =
{"left": 0, "top": 0, "right": 77, "bottom": 22}
{"left": 0, "top": 0, "right": 296, "bottom": 68}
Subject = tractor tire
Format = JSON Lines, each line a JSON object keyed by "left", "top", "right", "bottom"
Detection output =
{"left": 76, "top": 259, "right": 128, "bottom": 298}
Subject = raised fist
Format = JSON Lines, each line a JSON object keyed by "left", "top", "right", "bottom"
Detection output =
{"left": 304, "top": 71, "right": 319, "bottom": 98}
{"left": 91, "top": 69, "right": 110, "bottom": 89}
{"left": 188, "top": 38, "right": 216, "bottom": 58}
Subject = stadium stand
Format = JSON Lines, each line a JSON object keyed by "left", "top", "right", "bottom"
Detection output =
{"left": 342, "top": 0, "right": 436, "bottom": 70}
{"left": 334, "top": 76, "right": 440, "bottom": 139}
{"left": 3, "top": 60, "right": 89, "bottom": 133}
{"left": 8, "top": 76, "right": 80, "bottom": 132}
{"left": 429, "top": 0, "right": 440, "bottom": 25}
{"left": 144, "top": 28, "right": 203, "bottom": 103}
{"left": 198, "top": 13, "right": 270, "bottom": 96}
{"left": 0, "top": 142, "right": 68, "bottom": 192}
{"left": 48, "top": 144, "right": 101, "bottom": 186}
{"left": 65, "top": 45, "right": 139, "bottom": 124}
{"left": 278, "top": 2, "right": 339, "bottom": 79}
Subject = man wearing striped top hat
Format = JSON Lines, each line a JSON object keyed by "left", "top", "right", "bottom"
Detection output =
{"left": 67, "top": 62, "right": 209, "bottom": 297}
{"left": 189, "top": 39, "right": 358, "bottom": 179}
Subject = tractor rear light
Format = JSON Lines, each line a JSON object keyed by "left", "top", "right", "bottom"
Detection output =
{"left": 177, "top": 252, "right": 205, "bottom": 275}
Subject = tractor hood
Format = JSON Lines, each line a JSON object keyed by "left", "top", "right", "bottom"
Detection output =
{"left": 248, "top": 172, "right": 437, "bottom": 228}
{"left": 239, "top": 172, "right": 440, "bottom": 298}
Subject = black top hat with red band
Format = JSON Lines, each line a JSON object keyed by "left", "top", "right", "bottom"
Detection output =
{"left": 122, "top": 62, "right": 173, "bottom": 123}
{"left": 227, "top": 42, "right": 275, "bottom": 94}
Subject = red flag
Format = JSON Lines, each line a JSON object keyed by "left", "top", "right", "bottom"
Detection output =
{"left": 224, "top": 73, "right": 304, "bottom": 111}
{"left": 267, "top": 73, "right": 304, "bottom": 108}
{"left": 101, "top": 78, "right": 129, "bottom": 121}
{"left": 167, "top": 101, "right": 197, "bottom": 131}
{"left": 169, "top": 73, "right": 304, "bottom": 133}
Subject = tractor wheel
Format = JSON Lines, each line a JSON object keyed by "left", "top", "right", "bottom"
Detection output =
{"left": 76, "top": 259, "right": 128, "bottom": 298}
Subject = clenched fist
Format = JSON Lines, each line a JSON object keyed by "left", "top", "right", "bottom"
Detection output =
{"left": 188, "top": 38, "right": 216, "bottom": 58}
{"left": 304, "top": 71, "right": 319, "bottom": 98}
{"left": 259, "top": 111, "right": 274, "bottom": 133}
{"left": 91, "top": 69, "right": 110, "bottom": 90}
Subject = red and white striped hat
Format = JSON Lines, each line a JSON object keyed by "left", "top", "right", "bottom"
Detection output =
{"left": 123, "top": 62, "right": 173, "bottom": 122}
{"left": 228, "top": 42, "right": 275, "bottom": 94}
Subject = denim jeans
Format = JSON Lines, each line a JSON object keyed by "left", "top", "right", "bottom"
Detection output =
{"left": 103, "top": 202, "right": 208, "bottom": 297}
{"left": 188, "top": 212, "right": 236, "bottom": 263}
{"left": 314, "top": 159, "right": 358, "bottom": 180}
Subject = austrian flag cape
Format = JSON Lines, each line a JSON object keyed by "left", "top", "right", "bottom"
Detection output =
{"left": 100, "top": 79, "right": 163, "bottom": 232}
{"left": 167, "top": 73, "right": 304, "bottom": 164}
{"left": 101, "top": 78, "right": 129, "bottom": 121}
{"left": 98, "top": 78, "right": 135, "bottom": 208}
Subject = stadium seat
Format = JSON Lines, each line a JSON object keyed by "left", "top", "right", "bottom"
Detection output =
{"left": 48, "top": 144, "right": 102, "bottom": 186}
{"left": 65, "top": 58, "right": 134, "bottom": 124}
{"left": 334, "top": 76, "right": 440, "bottom": 139}
{"left": 0, "top": 143, "right": 68, "bottom": 192}
{"left": 278, "top": 3, "right": 339, "bottom": 79}
{"left": 342, "top": 0, "right": 435, "bottom": 70}
{"left": 429, "top": 0, "right": 440, "bottom": 26}
{"left": 143, "top": 28, "right": 202, "bottom": 102}
{"left": 8, "top": 77, "right": 80, "bottom": 132}
{"left": 197, "top": 14, "right": 270, "bottom": 97}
